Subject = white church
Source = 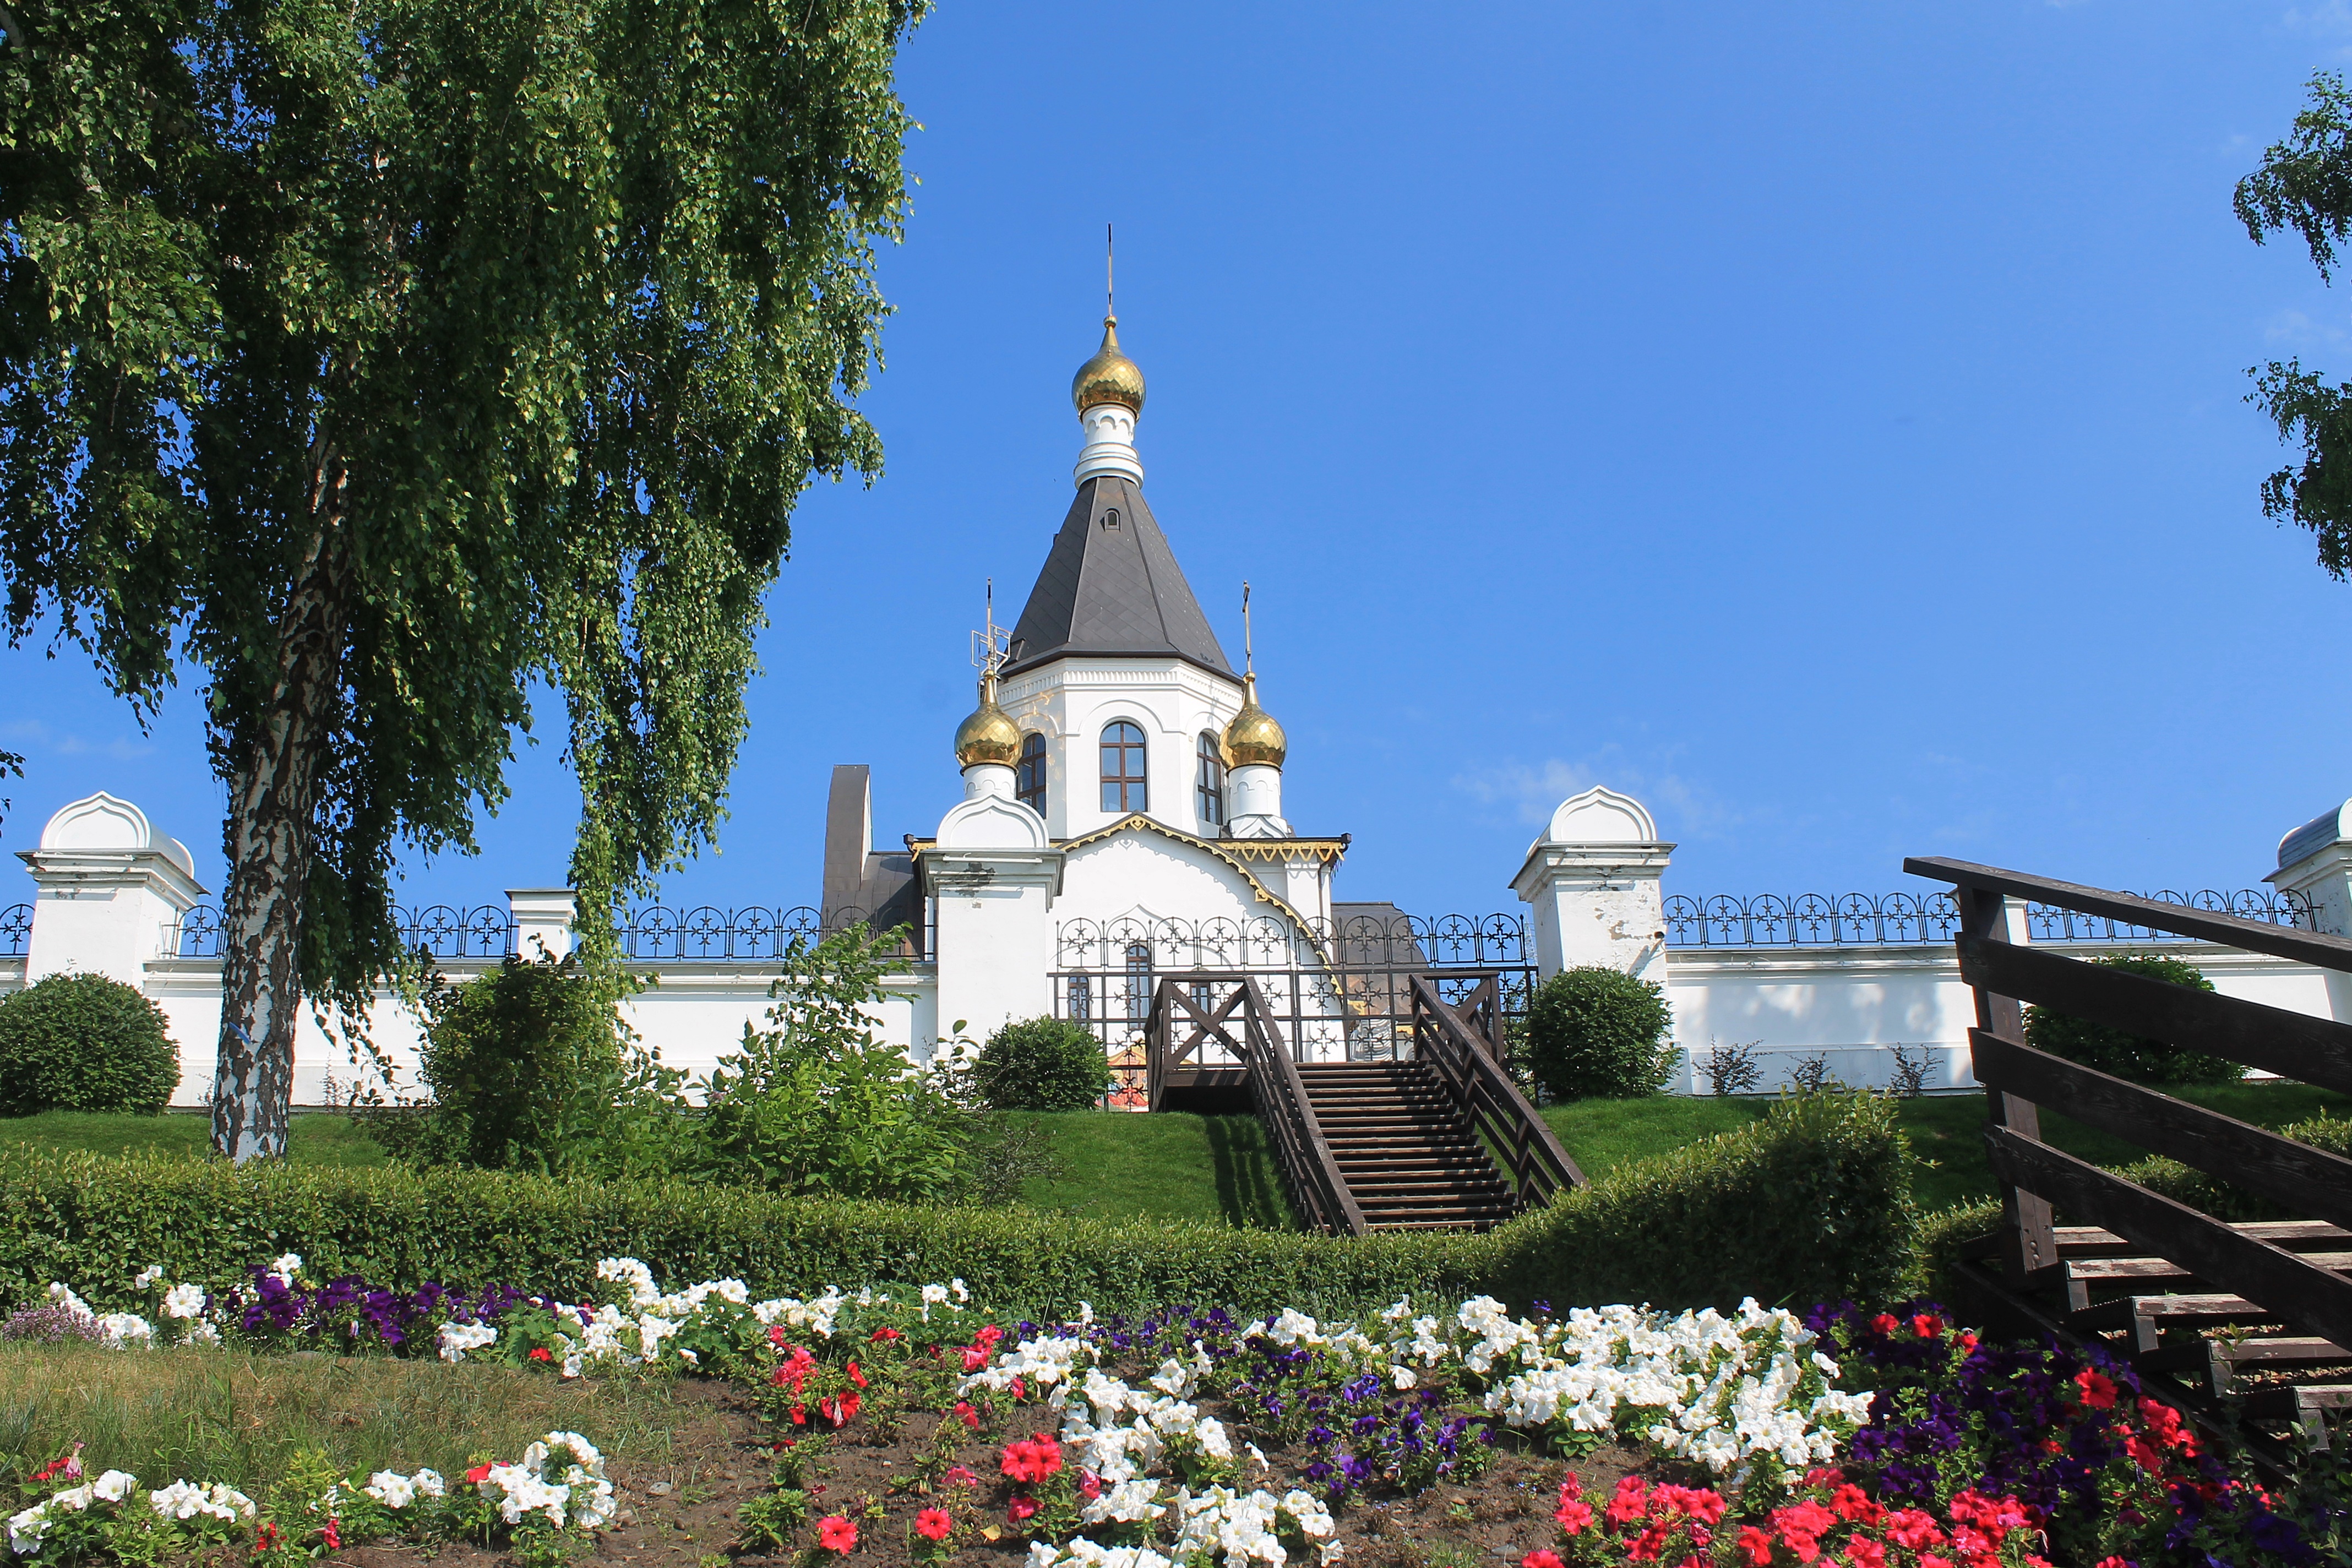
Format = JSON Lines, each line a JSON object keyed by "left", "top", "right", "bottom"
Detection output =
{"left": 8, "top": 315, "right": 2352, "bottom": 1106}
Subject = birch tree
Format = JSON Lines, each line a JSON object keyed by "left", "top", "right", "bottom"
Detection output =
{"left": 0, "top": 0, "right": 924, "bottom": 1157}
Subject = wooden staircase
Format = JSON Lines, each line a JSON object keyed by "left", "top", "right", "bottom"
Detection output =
{"left": 1144, "top": 972, "right": 1585, "bottom": 1237}
{"left": 1298, "top": 1061, "right": 1518, "bottom": 1231}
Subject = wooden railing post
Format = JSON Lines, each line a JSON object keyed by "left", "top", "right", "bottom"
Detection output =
{"left": 1956, "top": 882, "right": 2056, "bottom": 1283}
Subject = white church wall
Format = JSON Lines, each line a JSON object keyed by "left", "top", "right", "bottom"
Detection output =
{"left": 1660, "top": 939, "right": 2332, "bottom": 1095}
{"left": 0, "top": 949, "right": 937, "bottom": 1111}
{"left": 1053, "top": 829, "right": 1312, "bottom": 945}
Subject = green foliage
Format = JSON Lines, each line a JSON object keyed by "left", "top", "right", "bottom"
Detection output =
{"left": 0, "top": 1091, "right": 1917, "bottom": 1320}
{"left": 366, "top": 955, "right": 684, "bottom": 1178}
{"left": 0, "top": 0, "right": 927, "bottom": 1118}
{"left": 1524, "top": 966, "right": 1678, "bottom": 1100}
{"left": 2239, "top": 72, "right": 2352, "bottom": 578}
{"left": 973, "top": 1017, "right": 1112, "bottom": 1112}
{"left": 1491, "top": 1091, "right": 1922, "bottom": 1311}
{"left": 693, "top": 925, "right": 978, "bottom": 1202}
{"left": 0, "top": 973, "right": 178, "bottom": 1117}
{"left": 2022, "top": 952, "right": 2241, "bottom": 1085}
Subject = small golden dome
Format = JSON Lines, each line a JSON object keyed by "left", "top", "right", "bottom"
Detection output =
{"left": 954, "top": 673, "right": 1024, "bottom": 769}
{"left": 1071, "top": 315, "right": 1146, "bottom": 414}
{"left": 1221, "top": 674, "right": 1287, "bottom": 770}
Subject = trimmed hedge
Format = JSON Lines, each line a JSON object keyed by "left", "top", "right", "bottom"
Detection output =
{"left": 0, "top": 1092, "right": 1916, "bottom": 1319}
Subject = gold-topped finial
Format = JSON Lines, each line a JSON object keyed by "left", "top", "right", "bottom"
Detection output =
{"left": 956, "top": 581, "right": 1024, "bottom": 769}
{"left": 1071, "top": 228, "right": 1145, "bottom": 413}
{"left": 1222, "top": 582, "right": 1287, "bottom": 769}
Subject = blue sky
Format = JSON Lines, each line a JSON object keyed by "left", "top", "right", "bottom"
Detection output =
{"left": 10, "top": 0, "right": 2352, "bottom": 922}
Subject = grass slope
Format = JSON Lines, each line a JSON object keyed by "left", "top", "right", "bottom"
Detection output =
{"left": 1003, "top": 1110, "right": 1297, "bottom": 1229}
{"left": 0, "top": 1112, "right": 385, "bottom": 1166}
{"left": 9, "top": 1080, "right": 2344, "bottom": 1232}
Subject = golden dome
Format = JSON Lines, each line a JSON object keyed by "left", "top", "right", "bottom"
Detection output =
{"left": 954, "top": 673, "right": 1024, "bottom": 769}
{"left": 1221, "top": 674, "right": 1287, "bottom": 770}
{"left": 1071, "top": 315, "right": 1146, "bottom": 414}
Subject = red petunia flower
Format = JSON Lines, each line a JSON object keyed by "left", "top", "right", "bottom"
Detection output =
{"left": 915, "top": 1509, "right": 952, "bottom": 1543}
{"left": 1554, "top": 1498, "right": 1594, "bottom": 1536}
{"left": 1079, "top": 1471, "right": 1103, "bottom": 1502}
{"left": 466, "top": 1463, "right": 494, "bottom": 1484}
{"left": 322, "top": 1520, "right": 342, "bottom": 1551}
{"left": 1869, "top": 1313, "right": 1900, "bottom": 1336}
{"left": 1831, "top": 1484, "right": 1883, "bottom": 1526}
{"left": 999, "top": 1436, "right": 1064, "bottom": 1485}
{"left": 817, "top": 1515, "right": 858, "bottom": 1554}
{"left": 1007, "top": 1496, "right": 1039, "bottom": 1525}
{"left": 955, "top": 1402, "right": 981, "bottom": 1430}
{"left": 1736, "top": 1526, "right": 1773, "bottom": 1567}
{"left": 1912, "top": 1313, "right": 1943, "bottom": 1338}
{"left": 1845, "top": 1538, "right": 1887, "bottom": 1568}
{"left": 1521, "top": 1553, "right": 1565, "bottom": 1568}
{"left": 529, "top": 1347, "right": 553, "bottom": 1363}
{"left": 1884, "top": 1509, "right": 1946, "bottom": 1549}
{"left": 871, "top": 1327, "right": 904, "bottom": 1342}
{"left": 848, "top": 1362, "right": 868, "bottom": 1389}
{"left": 1605, "top": 1476, "right": 1649, "bottom": 1527}
{"left": 943, "top": 1466, "right": 979, "bottom": 1488}
{"left": 2072, "top": 1368, "right": 2119, "bottom": 1409}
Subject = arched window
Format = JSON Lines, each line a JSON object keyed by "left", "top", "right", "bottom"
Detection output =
{"left": 1195, "top": 732, "right": 1226, "bottom": 827}
{"left": 1100, "top": 721, "right": 1147, "bottom": 813}
{"left": 1016, "top": 732, "right": 1048, "bottom": 813}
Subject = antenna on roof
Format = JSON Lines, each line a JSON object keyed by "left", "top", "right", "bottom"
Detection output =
{"left": 1242, "top": 581, "right": 1253, "bottom": 677}
{"left": 971, "top": 578, "right": 1008, "bottom": 678}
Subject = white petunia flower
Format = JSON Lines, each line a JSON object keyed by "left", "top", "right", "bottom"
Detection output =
{"left": 132, "top": 1266, "right": 164, "bottom": 1291}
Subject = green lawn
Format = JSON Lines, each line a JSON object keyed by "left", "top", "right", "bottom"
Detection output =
{"left": 0, "top": 1110, "right": 386, "bottom": 1166}
{"left": 10, "top": 1081, "right": 2345, "bottom": 1231}
{"left": 1540, "top": 1080, "right": 2352, "bottom": 1212}
{"left": 1003, "top": 1110, "right": 1298, "bottom": 1229}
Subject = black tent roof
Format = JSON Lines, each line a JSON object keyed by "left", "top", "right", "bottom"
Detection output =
{"left": 1003, "top": 476, "right": 1233, "bottom": 678}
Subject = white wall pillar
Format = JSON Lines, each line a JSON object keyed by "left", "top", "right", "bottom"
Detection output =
{"left": 1509, "top": 786, "right": 1673, "bottom": 985}
{"left": 17, "top": 793, "right": 205, "bottom": 987}
{"left": 507, "top": 889, "right": 577, "bottom": 960}
{"left": 2269, "top": 798, "right": 2352, "bottom": 1020}
{"left": 924, "top": 765, "right": 1063, "bottom": 1051}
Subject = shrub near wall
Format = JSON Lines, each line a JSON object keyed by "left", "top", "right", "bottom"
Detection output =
{"left": 0, "top": 1093, "right": 1918, "bottom": 1319}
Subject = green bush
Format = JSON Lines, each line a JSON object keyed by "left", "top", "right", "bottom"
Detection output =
{"left": 0, "top": 1091, "right": 1915, "bottom": 1320}
{"left": 973, "top": 1017, "right": 1113, "bottom": 1111}
{"left": 2022, "top": 952, "right": 2241, "bottom": 1086}
{"left": 694, "top": 925, "right": 983, "bottom": 1201}
{"left": 1525, "top": 966, "right": 1677, "bottom": 1099}
{"left": 367, "top": 954, "right": 684, "bottom": 1178}
{"left": 0, "top": 973, "right": 179, "bottom": 1117}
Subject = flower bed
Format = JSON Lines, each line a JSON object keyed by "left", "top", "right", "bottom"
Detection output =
{"left": 4, "top": 1260, "right": 2348, "bottom": 1567}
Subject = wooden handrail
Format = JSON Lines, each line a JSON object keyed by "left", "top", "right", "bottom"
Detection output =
{"left": 1904, "top": 856, "right": 2352, "bottom": 971}
{"left": 1408, "top": 974, "right": 1586, "bottom": 1210}
{"left": 1144, "top": 976, "right": 1365, "bottom": 1234}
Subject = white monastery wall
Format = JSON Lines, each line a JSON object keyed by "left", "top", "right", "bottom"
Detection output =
{"left": 8, "top": 777, "right": 2352, "bottom": 1109}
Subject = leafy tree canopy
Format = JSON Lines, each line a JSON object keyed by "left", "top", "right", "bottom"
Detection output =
{"left": 0, "top": 0, "right": 927, "bottom": 1155}
{"left": 2239, "top": 70, "right": 2352, "bottom": 574}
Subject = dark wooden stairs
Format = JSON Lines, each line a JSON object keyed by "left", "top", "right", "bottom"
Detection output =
{"left": 1298, "top": 1061, "right": 1518, "bottom": 1232}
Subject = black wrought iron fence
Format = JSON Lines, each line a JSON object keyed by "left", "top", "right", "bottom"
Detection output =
{"left": 159, "top": 902, "right": 911, "bottom": 962}
{"left": 1, "top": 903, "right": 30, "bottom": 959}
{"left": 1663, "top": 888, "right": 2315, "bottom": 948}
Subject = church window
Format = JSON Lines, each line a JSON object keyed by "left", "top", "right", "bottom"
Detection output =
{"left": 1124, "top": 941, "right": 1152, "bottom": 1022}
{"left": 1016, "top": 732, "right": 1048, "bottom": 813}
{"left": 1195, "top": 732, "right": 1226, "bottom": 827}
{"left": 1100, "top": 722, "right": 1147, "bottom": 813}
{"left": 1068, "top": 974, "right": 1092, "bottom": 1023}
